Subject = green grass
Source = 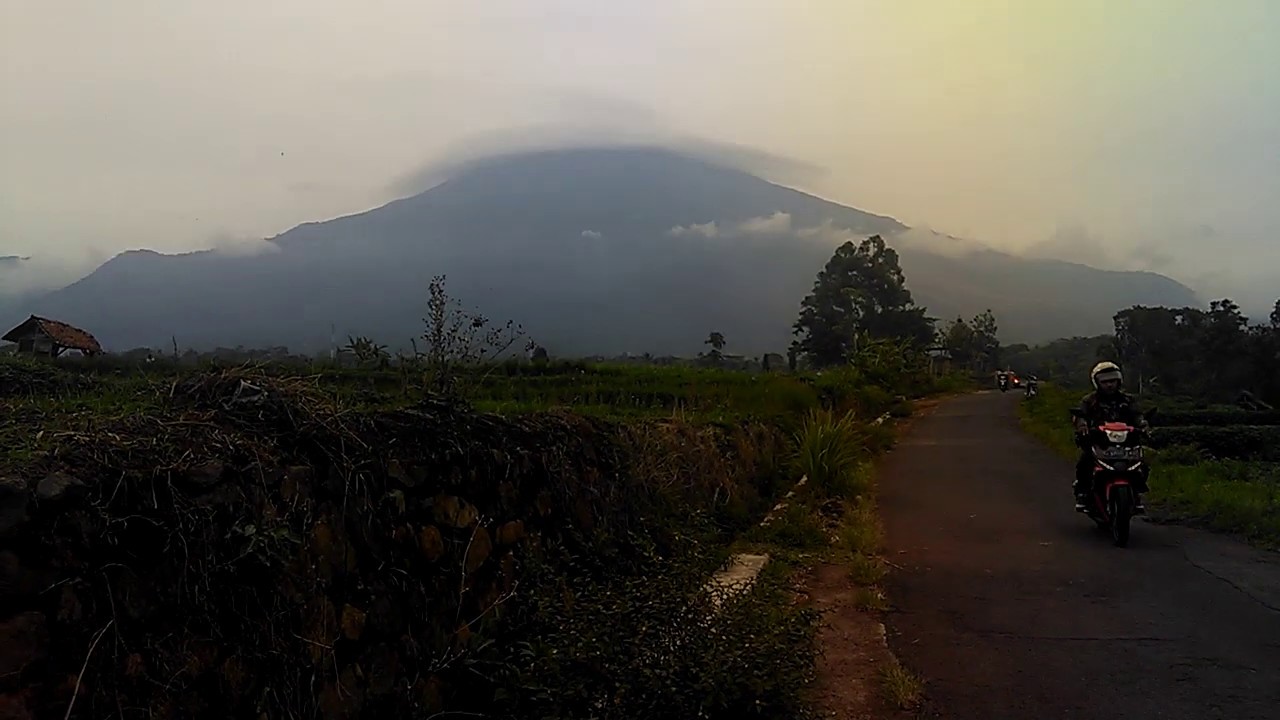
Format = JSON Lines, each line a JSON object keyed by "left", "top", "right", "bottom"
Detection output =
{"left": 835, "top": 499, "right": 882, "bottom": 556}
{"left": 1145, "top": 462, "right": 1280, "bottom": 546}
{"left": 847, "top": 552, "right": 886, "bottom": 586}
{"left": 1019, "top": 384, "right": 1280, "bottom": 547}
{"left": 471, "top": 365, "right": 821, "bottom": 420}
{"left": 1017, "top": 384, "right": 1079, "bottom": 457}
{"left": 747, "top": 503, "right": 829, "bottom": 550}
{"left": 880, "top": 658, "right": 924, "bottom": 709}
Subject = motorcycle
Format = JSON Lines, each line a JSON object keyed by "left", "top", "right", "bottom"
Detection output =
{"left": 997, "top": 373, "right": 1009, "bottom": 392}
{"left": 1025, "top": 379, "right": 1039, "bottom": 398}
{"left": 1069, "top": 408, "right": 1155, "bottom": 547}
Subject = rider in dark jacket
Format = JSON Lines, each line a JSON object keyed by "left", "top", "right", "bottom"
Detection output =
{"left": 1073, "top": 362, "right": 1150, "bottom": 510}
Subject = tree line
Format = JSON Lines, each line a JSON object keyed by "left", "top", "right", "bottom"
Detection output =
{"left": 787, "top": 233, "right": 1279, "bottom": 409}
{"left": 1005, "top": 299, "right": 1280, "bottom": 406}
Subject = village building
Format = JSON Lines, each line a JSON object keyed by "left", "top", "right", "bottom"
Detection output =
{"left": 2, "top": 315, "right": 104, "bottom": 357}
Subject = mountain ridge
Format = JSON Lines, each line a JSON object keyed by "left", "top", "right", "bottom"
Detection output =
{"left": 8, "top": 146, "right": 1201, "bottom": 354}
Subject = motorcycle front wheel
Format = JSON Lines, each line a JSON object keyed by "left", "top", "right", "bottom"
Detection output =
{"left": 1108, "top": 485, "right": 1134, "bottom": 547}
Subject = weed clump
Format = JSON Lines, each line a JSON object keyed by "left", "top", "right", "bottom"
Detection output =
{"left": 880, "top": 658, "right": 924, "bottom": 709}
{"left": 794, "top": 408, "right": 869, "bottom": 497}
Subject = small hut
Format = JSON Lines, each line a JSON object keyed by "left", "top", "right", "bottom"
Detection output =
{"left": 2, "top": 315, "right": 103, "bottom": 358}
{"left": 926, "top": 346, "right": 952, "bottom": 376}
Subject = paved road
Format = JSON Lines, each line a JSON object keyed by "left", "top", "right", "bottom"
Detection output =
{"left": 881, "top": 391, "right": 1280, "bottom": 720}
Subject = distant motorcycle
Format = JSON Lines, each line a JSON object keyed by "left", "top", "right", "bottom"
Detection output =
{"left": 1069, "top": 408, "right": 1156, "bottom": 547}
{"left": 1025, "top": 378, "right": 1039, "bottom": 398}
{"left": 997, "top": 373, "right": 1009, "bottom": 392}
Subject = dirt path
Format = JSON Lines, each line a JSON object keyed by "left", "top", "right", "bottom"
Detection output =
{"left": 806, "top": 562, "right": 913, "bottom": 719}
{"left": 878, "top": 391, "right": 1280, "bottom": 719}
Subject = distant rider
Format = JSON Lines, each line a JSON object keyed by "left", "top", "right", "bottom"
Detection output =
{"left": 1072, "top": 362, "right": 1150, "bottom": 511}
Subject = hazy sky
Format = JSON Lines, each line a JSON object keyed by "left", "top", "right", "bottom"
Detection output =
{"left": 3, "top": 0, "right": 1278, "bottom": 303}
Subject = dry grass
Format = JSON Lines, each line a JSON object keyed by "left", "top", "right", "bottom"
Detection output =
{"left": 852, "top": 586, "right": 889, "bottom": 611}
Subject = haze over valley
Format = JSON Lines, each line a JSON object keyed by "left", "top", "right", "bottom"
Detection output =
{"left": 5, "top": 2, "right": 1280, "bottom": 354}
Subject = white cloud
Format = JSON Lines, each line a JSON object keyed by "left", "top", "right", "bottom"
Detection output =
{"left": 794, "top": 220, "right": 853, "bottom": 244}
{"left": 668, "top": 221, "right": 720, "bottom": 238}
{"left": 889, "top": 226, "right": 989, "bottom": 259}
{"left": 209, "top": 232, "right": 283, "bottom": 257}
{"left": 0, "top": 254, "right": 89, "bottom": 297}
{"left": 580, "top": 229, "right": 603, "bottom": 239}
{"left": 737, "top": 211, "right": 791, "bottom": 235}
{"left": 792, "top": 219, "right": 990, "bottom": 259}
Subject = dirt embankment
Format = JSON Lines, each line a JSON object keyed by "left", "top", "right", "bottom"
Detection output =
{"left": 1, "top": 369, "right": 798, "bottom": 719}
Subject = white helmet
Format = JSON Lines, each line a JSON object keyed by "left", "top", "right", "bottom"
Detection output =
{"left": 1091, "top": 361, "right": 1123, "bottom": 389}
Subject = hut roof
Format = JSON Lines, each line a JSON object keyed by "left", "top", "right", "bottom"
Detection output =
{"left": 2, "top": 315, "right": 104, "bottom": 354}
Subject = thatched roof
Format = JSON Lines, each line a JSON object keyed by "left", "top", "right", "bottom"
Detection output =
{"left": 2, "top": 315, "right": 103, "bottom": 354}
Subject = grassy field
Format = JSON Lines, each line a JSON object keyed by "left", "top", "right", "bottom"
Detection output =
{"left": 1019, "top": 383, "right": 1280, "bottom": 547}
{"left": 1, "top": 353, "right": 963, "bottom": 718}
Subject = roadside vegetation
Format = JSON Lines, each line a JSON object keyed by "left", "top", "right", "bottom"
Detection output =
{"left": 1, "top": 242, "right": 967, "bottom": 718}
{"left": 1011, "top": 297, "right": 1279, "bottom": 548}
{"left": 1020, "top": 383, "right": 1280, "bottom": 547}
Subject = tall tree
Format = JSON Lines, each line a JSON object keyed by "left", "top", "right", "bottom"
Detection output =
{"left": 792, "top": 235, "right": 935, "bottom": 367}
{"left": 941, "top": 317, "right": 975, "bottom": 368}
{"left": 1201, "top": 299, "right": 1250, "bottom": 395}
{"left": 938, "top": 310, "right": 1000, "bottom": 372}
{"left": 1250, "top": 299, "right": 1280, "bottom": 404}
{"left": 970, "top": 309, "right": 1001, "bottom": 371}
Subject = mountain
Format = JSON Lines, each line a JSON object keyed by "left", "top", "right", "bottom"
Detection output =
{"left": 11, "top": 147, "right": 1201, "bottom": 355}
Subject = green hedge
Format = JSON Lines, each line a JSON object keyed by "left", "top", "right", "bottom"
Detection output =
{"left": 1151, "top": 425, "right": 1280, "bottom": 461}
{"left": 1152, "top": 410, "right": 1280, "bottom": 427}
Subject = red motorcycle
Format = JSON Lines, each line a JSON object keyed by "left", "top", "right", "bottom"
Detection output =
{"left": 1069, "top": 408, "right": 1155, "bottom": 547}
